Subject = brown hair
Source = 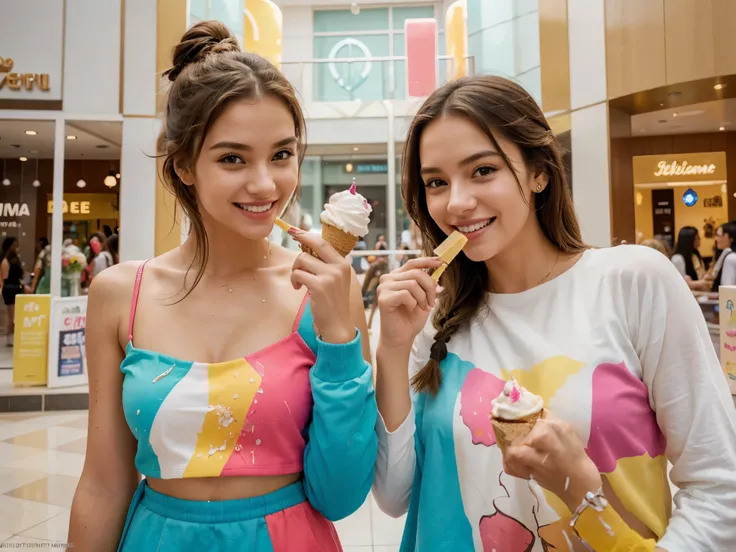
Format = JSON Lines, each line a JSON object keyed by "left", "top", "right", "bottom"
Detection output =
{"left": 403, "top": 75, "right": 587, "bottom": 395}
{"left": 157, "top": 21, "right": 306, "bottom": 296}
{"left": 640, "top": 238, "right": 669, "bottom": 257}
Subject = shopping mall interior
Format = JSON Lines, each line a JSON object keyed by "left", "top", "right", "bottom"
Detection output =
{"left": 1, "top": 0, "right": 736, "bottom": 549}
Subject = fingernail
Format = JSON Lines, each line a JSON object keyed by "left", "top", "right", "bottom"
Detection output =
{"left": 288, "top": 227, "right": 302, "bottom": 236}
{"left": 437, "top": 285, "right": 444, "bottom": 293}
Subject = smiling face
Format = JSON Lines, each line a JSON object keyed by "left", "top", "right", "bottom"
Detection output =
{"left": 419, "top": 115, "right": 548, "bottom": 263}
{"left": 178, "top": 95, "right": 299, "bottom": 241}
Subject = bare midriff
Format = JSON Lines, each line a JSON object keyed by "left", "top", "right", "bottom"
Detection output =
{"left": 146, "top": 472, "right": 302, "bottom": 501}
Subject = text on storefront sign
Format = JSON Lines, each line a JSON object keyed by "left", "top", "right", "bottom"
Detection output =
{"left": 654, "top": 161, "right": 717, "bottom": 178}
{"left": 47, "top": 201, "right": 91, "bottom": 215}
{"left": 0, "top": 57, "right": 50, "bottom": 92}
{"left": 0, "top": 203, "right": 31, "bottom": 217}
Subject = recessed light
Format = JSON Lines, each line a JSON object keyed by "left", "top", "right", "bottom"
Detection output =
{"left": 715, "top": 84, "right": 726, "bottom": 90}
{"left": 673, "top": 113, "right": 678, "bottom": 117}
{"left": 353, "top": 147, "right": 359, "bottom": 152}
{"left": 66, "top": 135, "right": 77, "bottom": 140}
{"left": 668, "top": 91, "right": 682, "bottom": 98}
{"left": 19, "top": 157, "right": 27, "bottom": 162}
{"left": 720, "top": 126, "right": 726, "bottom": 131}
{"left": 24, "top": 130, "right": 37, "bottom": 136}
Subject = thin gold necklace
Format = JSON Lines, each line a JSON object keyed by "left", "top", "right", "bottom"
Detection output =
{"left": 537, "top": 250, "right": 560, "bottom": 286}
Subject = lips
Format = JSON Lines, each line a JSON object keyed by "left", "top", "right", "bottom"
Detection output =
{"left": 234, "top": 202, "right": 274, "bottom": 213}
{"left": 455, "top": 217, "right": 496, "bottom": 234}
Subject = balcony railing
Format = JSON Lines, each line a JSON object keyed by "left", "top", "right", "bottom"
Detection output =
{"left": 281, "top": 55, "right": 476, "bottom": 104}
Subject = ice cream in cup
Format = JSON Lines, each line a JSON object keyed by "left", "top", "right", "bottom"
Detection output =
{"left": 491, "top": 379, "right": 545, "bottom": 455}
{"left": 304, "top": 178, "right": 372, "bottom": 257}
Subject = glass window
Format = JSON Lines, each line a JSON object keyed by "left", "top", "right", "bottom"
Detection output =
{"left": 314, "top": 35, "right": 390, "bottom": 102}
{"left": 313, "top": 8, "right": 389, "bottom": 33}
{"left": 392, "top": 6, "right": 435, "bottom": 30}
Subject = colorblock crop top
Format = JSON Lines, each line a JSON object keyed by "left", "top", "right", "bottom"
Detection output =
{"left": 120, "top": 261, "right": 319, "bottom": 479}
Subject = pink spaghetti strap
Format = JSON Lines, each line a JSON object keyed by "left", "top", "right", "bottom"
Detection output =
{"left": 128, "top": 260, "right": 150, "bottom": 343}
{"left": 292, "top": 291, "right": 310, "bottom": 332}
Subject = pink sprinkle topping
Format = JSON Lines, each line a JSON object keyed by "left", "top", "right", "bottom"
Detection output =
{"left": 509, "top": 385, "right": 521, "bottom": 403}
{"left": 350, "top": 178, "right": 357, "bottom": 195}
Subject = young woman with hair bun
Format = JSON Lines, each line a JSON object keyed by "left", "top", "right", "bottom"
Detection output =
{"left": 68, "top": 21, "right": 376, "bottom": 552}
{"left": 373, "top": 75, "right": 736, "bottom": 551}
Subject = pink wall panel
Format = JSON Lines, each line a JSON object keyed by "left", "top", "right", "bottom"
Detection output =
{"left": 405, "top": 18, "right": 438, "bottom": 98}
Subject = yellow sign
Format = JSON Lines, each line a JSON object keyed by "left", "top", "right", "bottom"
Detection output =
{"left": 46, "top": 194, "right": 119, "bottom": 220}
{"left": 244, "top": 0, "right": 283, "bottom": 68}
{"left": 445, "top": 0, "right": 467, "bottom": 80}
{"left": 0, "top": 56, "right": 50, "bottom": 92}
{"left": 13, "top": 295, "right": 51, "bottom": 387}
{"left": 633, "top": 152, "right": 727, "bottom": 185}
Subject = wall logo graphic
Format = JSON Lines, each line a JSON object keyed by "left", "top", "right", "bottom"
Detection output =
{"left": 328, "top": 38, "right": 372, "bottom": 92}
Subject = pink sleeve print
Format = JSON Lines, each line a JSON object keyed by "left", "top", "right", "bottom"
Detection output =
{"left": 586, "top": 362, "right": 667, "bottom": 473}
{"left": 459, "top": 368, "right": 506, "bottom": 446}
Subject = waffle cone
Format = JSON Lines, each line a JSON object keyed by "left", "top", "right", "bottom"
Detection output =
{"left": 301, "top": 223, "right": 359, "bottom": 258}
{"left": 491, "top": 409, "right": 546, "bottom": 455}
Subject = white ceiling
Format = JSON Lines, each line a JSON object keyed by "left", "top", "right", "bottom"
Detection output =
{"left": 631, "top": 98, "right": 735, "bottom": 136}
{"left": 0, "top": 120, "right": 122, "bottom": 160}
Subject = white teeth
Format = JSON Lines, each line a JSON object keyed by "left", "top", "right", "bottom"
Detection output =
{"left": 237, "top": 202, "right": 272, "bottom": 213}
{"left": 457, "top": 219, "right": 492, "bottom": 233}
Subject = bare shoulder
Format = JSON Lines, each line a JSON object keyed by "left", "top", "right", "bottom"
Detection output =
{"left": 87, "top": 261, "right": 142, "bottom": 304}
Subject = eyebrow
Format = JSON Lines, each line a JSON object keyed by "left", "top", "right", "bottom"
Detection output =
{"left": 420, "top": 150, "right": 503, "bottom": 176}
{"left": 209, "top": 137, "right": 297, "bottom": 151}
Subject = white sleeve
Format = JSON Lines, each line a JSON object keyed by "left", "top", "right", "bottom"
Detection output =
{"left": 720, "top": 254, "right": 736, "bottom": 287}
{"left": 627, "top": 247, "right": 736, "bottom": 550}
{"left": 670, "top": 254, "right": 686, "bottom": 277}
{"left": 372, "top": 320, "right": 434, "bottom": 518}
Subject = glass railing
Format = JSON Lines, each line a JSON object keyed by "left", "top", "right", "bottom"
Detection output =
{"left": 281, "top": 55, "right": 475, "bottom": 103}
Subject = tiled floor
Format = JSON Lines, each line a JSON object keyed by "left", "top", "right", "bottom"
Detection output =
{"left": 0, "top": 410, "right": 406, "bottom": 550}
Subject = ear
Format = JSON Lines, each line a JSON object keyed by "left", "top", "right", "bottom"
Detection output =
{"left": 174, "top": 161, "right": 195, "bottom": 187}
{"left": 532, "top": 169, "right": 549, "bottom": 193}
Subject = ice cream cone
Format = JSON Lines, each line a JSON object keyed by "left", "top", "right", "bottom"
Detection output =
{"left": 300, "top": 223, "right": 360, "bottom": 258}
{"left": 492, "top": 409, "right": 546, "bottom": 455}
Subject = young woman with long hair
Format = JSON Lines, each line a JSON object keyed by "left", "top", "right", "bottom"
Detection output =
{"left": 373, "top": 75, "right": 736, "bottom": 551}
{"left": 68, "top": 21, "right": 376, "bottom": 552}
{"left": 1, "top": 236, "right": 27, "bottom": 345}
{"left": 671, "top": 226, "right": 710, "bottom": 291}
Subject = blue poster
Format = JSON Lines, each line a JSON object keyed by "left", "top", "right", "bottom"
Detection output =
{"left": 58, "top": 328, "right": 85, "bottom": 377}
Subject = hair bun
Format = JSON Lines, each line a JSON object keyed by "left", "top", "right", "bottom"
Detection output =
{"left": 165, "top": 21, "right": 241, "bottom": 82}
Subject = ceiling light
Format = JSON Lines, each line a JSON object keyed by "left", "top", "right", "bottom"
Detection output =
{"left": 715, "top": 84, "right": 726, "bottom": 90}
{"left": 2, "top": 179, "right": 10, "bottom": 187}
{"left": 720, "top": 126, "right": 726, "bottom": 131}
{"left": 104, "top": 174, "right": 117, "bottom": 188}
{"left": 345, "top": 163, "right": 354, "bottom": 173}
{"left": 32, "top": 180, "right": 40, "bottom": 188}
{"left": 24, "top": 130, "right": 37, "bottom": 136}
{"left": 76, "top": 179, "right": 86, "bottom": 189}
{"left": 66, "top": 135, "right": 77, "bottom": 140}
{"left": 19, "top": 157, "right": 27, "bottom": 162}
{"left": 116, "top": 173, "right": 121, "bottom": 179}
{"left": 353, "top": 147, "right": 359, "bottom": 152}
{"left": 672, "top": 113, "right": 678, "bottom": 117}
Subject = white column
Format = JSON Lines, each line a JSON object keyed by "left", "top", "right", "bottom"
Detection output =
{"left": 567, "top": 0, "right": 611, "bottom": 246}
{"left": 50, "top": 118, "right": 65, "bottom": 297}
{"left": 119, "top": 118, "right": 159, "bottom": 261}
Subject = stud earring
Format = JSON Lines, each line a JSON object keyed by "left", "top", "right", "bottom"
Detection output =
{"left": 535, "top": 184, "right": 543, "bottom": 193}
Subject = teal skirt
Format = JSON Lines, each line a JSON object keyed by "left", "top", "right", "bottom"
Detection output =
{"left": 117, "top": 480, "right": 343, "bottom": 551}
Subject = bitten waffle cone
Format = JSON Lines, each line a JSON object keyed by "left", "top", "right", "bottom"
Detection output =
{"left": 301, "top": 223, "right": 359, "bottom": 258}
{"left": 491, "top": 409, "right": 546, "bottom": 455}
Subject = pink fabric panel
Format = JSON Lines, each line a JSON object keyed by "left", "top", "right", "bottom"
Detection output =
{"left": 405, "top": 18, "right": 437, "bottom": 97}
{"left": 221, "top": 334, "right": 316, "bottom": 475}
{"left": 266, "top": 502, "right": 343, "bottom": 552}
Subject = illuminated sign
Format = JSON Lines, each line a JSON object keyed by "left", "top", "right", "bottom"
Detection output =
{"left": 0, "top": 203, "right": 31, "bottom": 217}
{"left": 0, "top": 56, "right": 50, "bottom": 92}
{"left": 47, "top": 201, "right": 91, "bottom": 215}
{"left": 655, "top": 161, "right": 716, "bottom": 178}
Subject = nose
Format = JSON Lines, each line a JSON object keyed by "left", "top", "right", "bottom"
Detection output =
{"left": 446, "top": 180, "right": 476, "bottom": 215}
{"left": 246, "top": 164, "right": 276, "bottom": 197}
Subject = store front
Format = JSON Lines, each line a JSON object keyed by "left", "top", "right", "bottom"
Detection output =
{"left": 633, "top": 152, "right": 728, "bottom": 261}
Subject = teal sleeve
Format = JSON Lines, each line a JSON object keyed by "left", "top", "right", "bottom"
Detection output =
{"left": 303, "top": 329, "right": 378, "bottom": 521}
{"left": 399, "top": 392, "right": 427, "bottom": 551}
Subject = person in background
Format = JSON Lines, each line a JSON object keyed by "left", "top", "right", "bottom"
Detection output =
{"left": 671, "top": 226, "right": 710, "bottom": 291}
{"left": 89, "top": 234, "right": 119, "bottom": 282}
{"left": 710, "top": 222, "right": 736, "bottom": 290}
{"left": 68, "top": 21, "right": 375, "bottom": 552}
{"left": 375, "top": 234, "right": 387, "bottom": 251}
{"left": 31, "top": 244, "right": 51, "bottom": 294}
{"left": 1, "top": 237, "right": 29, "bottom": 346}
{"left": 640, "top": 238, "right": 669, "bottom": 257}
{"left": 373, "top": 75, "right": 736, "bottom": 551}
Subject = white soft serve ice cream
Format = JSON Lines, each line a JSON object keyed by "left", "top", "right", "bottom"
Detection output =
{"left": 320, "top": 179, "right": 372, "bottom": 237}
{"left": 491, "top": 379, "right": 543, "bottom": 421}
